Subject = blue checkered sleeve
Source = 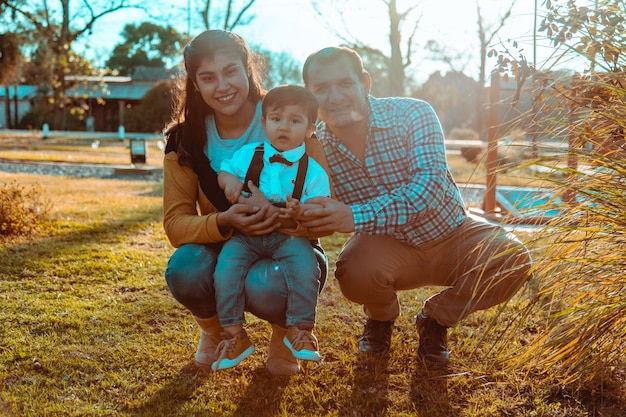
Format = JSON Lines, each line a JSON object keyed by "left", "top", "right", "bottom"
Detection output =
{"left": 319, "top": 96, "right": 467, "bottom": 247}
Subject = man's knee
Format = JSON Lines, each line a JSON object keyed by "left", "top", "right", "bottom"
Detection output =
{"left": 335, "top": 252, "right": 382, "bottom": 303}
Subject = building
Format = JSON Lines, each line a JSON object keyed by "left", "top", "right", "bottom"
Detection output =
{"left": 0, "top": 85, "right": 39, "bottom": 129}
{"left": 65, "top": 67, "right": 175, "bottom": 132}
{"left": 0, "top": 67, "right": 175, "bottom": 132}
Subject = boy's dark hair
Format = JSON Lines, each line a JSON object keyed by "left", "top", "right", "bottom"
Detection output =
{"left": 262, "top": 85, "right": 318, "bottom": 123}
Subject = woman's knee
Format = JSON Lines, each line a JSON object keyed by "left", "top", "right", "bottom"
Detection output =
{"left": 165, "top": 244, "right": 217, "bottom": 302}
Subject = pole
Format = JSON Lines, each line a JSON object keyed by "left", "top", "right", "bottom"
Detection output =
{"left": 483, "top": 70, "right": 500, "bottom": 214}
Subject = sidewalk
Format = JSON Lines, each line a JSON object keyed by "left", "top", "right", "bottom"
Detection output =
{"left": 0, "top": 129, "right": 163, "bottom": 141}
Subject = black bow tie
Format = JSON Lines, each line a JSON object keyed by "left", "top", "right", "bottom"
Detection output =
{"left": 269, "top": 154, "right": 293, "bottom": 166}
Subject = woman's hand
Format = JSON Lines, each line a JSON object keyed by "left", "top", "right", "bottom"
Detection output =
{"left": 217, "top": 202, "right": 280, "bottom": 236}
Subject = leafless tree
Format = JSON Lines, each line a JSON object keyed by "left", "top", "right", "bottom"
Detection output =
{"left": 475, "top": 0, "right": 517, "bottom": 136}
{"left": 198, "top": 0, "right": 256, "bottom": 30}
{"left": 311, "top": 0, "right": 422, "bottom": 96}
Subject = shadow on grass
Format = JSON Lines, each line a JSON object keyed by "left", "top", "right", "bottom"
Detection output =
{"left": 1, "top": 205, "right": 163, "bottom": 278}
{"left": 232, "top": 367, "right": 290, "bottom": 417}
{"left": 410, "top": 364, "right": 457, "bottom": 417}
{"left": 338, "top": 353, "right": 391, "bottom": 417}
{"left": 123, "top": 363, "right": 211, "bottom": 416}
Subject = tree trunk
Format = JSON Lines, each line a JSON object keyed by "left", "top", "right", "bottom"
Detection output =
{"left": 13, "top": 84, "right": 18, "bottom": 127}
{"left": 388, "top": 0, "right": 405, "bottom": 96}
{"left": 4, "top": 85, "right": 11, "bottom": 129}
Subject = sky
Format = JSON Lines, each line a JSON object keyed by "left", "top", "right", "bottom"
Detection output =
{"left": 74, "top": 0, "right": 570, "bottom": 84}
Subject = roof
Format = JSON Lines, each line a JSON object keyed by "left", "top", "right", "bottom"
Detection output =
{"left": 20, "top": 67, "right": 177, "bottom": 101}
{"left": 65, "top": 80, "right": 162, "bottom": 100}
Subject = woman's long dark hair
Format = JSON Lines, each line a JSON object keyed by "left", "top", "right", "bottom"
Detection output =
{"left": 165, "top": 30, "right": 266, "bottom": 166}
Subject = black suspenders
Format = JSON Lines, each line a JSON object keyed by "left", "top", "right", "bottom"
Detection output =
{"left": 242, "top": 144, "right": 309, "bottom": 201}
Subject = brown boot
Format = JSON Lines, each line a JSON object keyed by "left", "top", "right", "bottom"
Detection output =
{"left": 266, "top": 324, "right": 300, "bottom": 376}
{"left": 193, "top": 315, "right": 223, "bottom": 369}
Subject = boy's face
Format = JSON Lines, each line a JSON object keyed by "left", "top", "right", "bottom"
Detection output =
{"left": 262, "top": 104, "right": 315, "bottom": 152}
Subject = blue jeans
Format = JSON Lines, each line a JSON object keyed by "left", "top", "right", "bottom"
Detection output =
{"left": 214, "top": 232, "right": 320, "bottom": 328}
{"left": 164, "top": 240, "right": 327, "bottom": 327}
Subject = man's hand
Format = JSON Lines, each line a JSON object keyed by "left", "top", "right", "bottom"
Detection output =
{"left": 299, "top": 196, "right": 355, "bottom": 234}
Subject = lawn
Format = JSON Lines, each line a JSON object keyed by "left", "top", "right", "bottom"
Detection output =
{"left": 0, "top": 163, "right": 623, "bottom": 416}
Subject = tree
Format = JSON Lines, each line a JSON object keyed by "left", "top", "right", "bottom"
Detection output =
{"left": 312, "top": 0, "right": 421, "bottom": 96}
{"left": 196, "top": 0, "right": 256, "bottom": 30}
{"left": 0, "top": 32, "right": 21, "bottom": 128}
{"left": 475, "top": 0, "right": 517, "bottom": 136}
{"left": 255, "top": 48, "right": 301, "bottom": 89}
{"left": 424, "top": 1, "right": 518, "bottom": 135}
{"left": 106, "top": 22, "right": 184, "bottom": 76}
{"left": 0, "top": 0, "right": 145, "bottom": 129}
{"left": 412, "top": 70, "right": 479, "bottom": 135}
{"left": 124, "top": 79, "right": 175, "bottom": 133}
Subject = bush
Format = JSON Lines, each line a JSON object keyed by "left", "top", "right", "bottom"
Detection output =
{"left": 18, "top": 105, "right": 87, "bottom": 131}
{"left": 448, "top": 127, "right": 484, "bottom": 163}
{"left": 124, "top": 80, "right": 175, "bottom": 133}
{"left": 0, "top": 180, "right": 50, "bottom": 237}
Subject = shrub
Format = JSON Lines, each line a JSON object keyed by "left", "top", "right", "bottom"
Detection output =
{"left": 448, "top": 127, "right": 484, "bottom": 163}
{"left": 495, "top": 0, "right": 626, "bottom": 389}
{"left": 124, "top": 80, "right": 175, "bottom": 133}
{"left": 0, "top": 180, "right": 50, "bottom": 237}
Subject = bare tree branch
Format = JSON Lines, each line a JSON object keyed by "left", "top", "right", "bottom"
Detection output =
{"left": 227, "top": 0, "right": 255, "bottom": 30}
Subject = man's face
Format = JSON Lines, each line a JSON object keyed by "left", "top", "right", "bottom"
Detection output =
{"left": 305, "top": 56, "right": 370, "bottom": 130}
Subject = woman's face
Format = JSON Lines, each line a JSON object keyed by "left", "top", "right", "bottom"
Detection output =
{"left": 193, "top": 49, "right": 250, "bottom": 117}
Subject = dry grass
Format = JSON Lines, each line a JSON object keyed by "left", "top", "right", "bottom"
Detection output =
{"left": 1, "top": 170, "right": 624, "bottom": 417}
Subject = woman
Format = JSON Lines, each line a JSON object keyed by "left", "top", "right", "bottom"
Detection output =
{"left": 162, "top": 30, "right": 329, "bottom": 376}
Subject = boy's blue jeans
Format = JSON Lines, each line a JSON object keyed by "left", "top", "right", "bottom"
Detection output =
{"left": 164, "top": 239, "right": 327, "bottom": 327}
{"left": 214, "top": 232, "right": 320, "bottom": 328}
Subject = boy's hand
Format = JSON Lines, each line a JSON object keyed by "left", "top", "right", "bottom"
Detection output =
{"left": 279, "top": 194, "right": 301, "bottom": 219}
{"left": 286, "top": 194, "right": 301, "bottom": 212}
{"left": 224, "top": 183, "right": 243, "bottom": 204}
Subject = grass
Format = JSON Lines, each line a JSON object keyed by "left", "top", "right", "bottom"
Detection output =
{"left": 1, "top": 151, "right": 624, "bottom": 416}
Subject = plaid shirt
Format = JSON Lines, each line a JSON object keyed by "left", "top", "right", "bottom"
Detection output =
{"left": 316, "top": 96, "right": 467, "bottom": 247}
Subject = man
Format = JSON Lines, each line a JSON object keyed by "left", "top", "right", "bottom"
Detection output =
{"left": 300, "top": 46, "right": 533, "bottom": 367}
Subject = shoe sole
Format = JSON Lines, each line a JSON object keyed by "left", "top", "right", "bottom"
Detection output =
{"left": 195, "top": 359, "right": 214, "bottom": 370}
{"left": 283, "top": 336, "right": 321, "bottom": 362}
{"left": 211, "top": 345, "right": 255, "bottom": 371}
{"left": 266, "top": 358, "right": 301, "bottom": 376}
{"left": 418, "top": 351, "right": 450, "bottom": 368}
